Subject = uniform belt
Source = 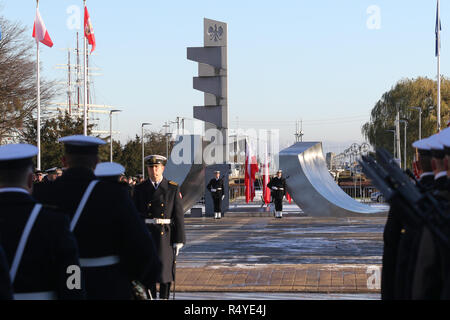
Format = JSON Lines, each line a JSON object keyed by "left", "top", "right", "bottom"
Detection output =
{"left": 145, "top": 218, "right": 172, "bottom": 225}
{"left": 14, "top": 291, "right": 57, "bottom": 300}
{"left": 79, "top": 255, "right": 120, "bottom": 267}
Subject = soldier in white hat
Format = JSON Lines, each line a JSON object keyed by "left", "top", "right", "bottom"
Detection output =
{"left": 33, "top": 135, "right": 160, "bottom": 300}
{"left": 386, "top": 136, "right": 440, "bottom": 300}
{"left": 207, "top": 170, "right": 225, "bottom": 219}
{"left": 94, "top": 162, "right": 125, "bottom": 182}
{"left": 412, "top": 130, "right": 450, "bottom": 299}
{"left": 133, "top": 155, "right": 185, "bottom": 300}
{"left": 0, "top": 144, "right": 84, "bottom": 300}
{"left": 267, "top": 169, "right": 287, "bottom": 218}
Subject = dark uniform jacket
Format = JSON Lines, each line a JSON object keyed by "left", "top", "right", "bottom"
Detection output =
{"left": 0, "top": 191, "right": 84, "bottom": 299}
{"left": 0, "top": 245, "right": 12, "bottom": 300}
{"left": 207, "top": 178, "right": 224, "bottom": 199}
{"left": 391, "top": 174, "right": 436, "bottom": 299}
{"left": 267, "top": 177, "right": 286, "bottom": 200}
{"left": 33, "top": 167, "right": 160, "bottom": 300}
{"left": 133, "top": 177, "right": 185, "bottom": 284}
{"left": 412, "top": 185, "right": 450, "bottom": 299}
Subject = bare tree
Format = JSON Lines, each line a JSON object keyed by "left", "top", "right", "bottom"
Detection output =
{"left": 0, "top": 15, "right": 57, "bottom": 142}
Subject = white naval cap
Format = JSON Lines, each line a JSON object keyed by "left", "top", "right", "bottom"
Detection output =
{"left": 437, "top": 127, "right": 450, "bottom": 148}
{"left": 45, "top": 167, "right": 59, "bottom": 173}
{"left": 144, "top": 155, "right": 167, "bottom": 166}
{"left": 95, "top": 162, "right": 125, "bottom": 177}
{"left": 426, "top": 133, "right": 445, "bottom": 150}
{"left": 426, "top": 133, "right": 446, "bottom": 158}
{"left": 0, "top": 144, "right": 38, "bottom": 169}
{"left": 59, "top": 135, "right": 106, "bottom": 155}
{"left": 412, "top": 137, "right": 432, "bottom": 151}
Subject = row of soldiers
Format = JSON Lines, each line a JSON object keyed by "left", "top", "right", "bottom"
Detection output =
{"left": 382, "top": 127, "right": 450, "bottom": 300}
{"left": 0, "top": 135, "right": 185, "bottom": 300}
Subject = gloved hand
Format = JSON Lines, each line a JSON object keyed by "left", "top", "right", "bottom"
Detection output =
{"left": 271, "top": 186, "right": 278, "bottom": 190}
{"left": 211, "top": 188, "right": 216, "bottom": 192}
{"left": 173, "top": 243, "right": 184, "bottom": 256}
{"left": 222, "top": 195, "right": 225, "bottom": 200}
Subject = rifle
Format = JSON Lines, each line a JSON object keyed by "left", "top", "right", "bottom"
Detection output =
{"left": 359, "top": 148, "right": 450, "bottom": 249}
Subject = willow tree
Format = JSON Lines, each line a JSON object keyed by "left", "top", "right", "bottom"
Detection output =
{"left": 362, "top": 77, "right": 450, "bottom": 168}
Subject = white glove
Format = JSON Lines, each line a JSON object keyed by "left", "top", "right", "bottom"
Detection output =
{"left": 211, "top": 188, "right": 216, "bottom": 192}
{"left": 173, "top": 243, "right": 184, "bottom": 256}
{"left": 222, "top": 195, "right": 225, "bottom": 200}
{"left": 272, "top": 186, "right": 278, "bottom": 190}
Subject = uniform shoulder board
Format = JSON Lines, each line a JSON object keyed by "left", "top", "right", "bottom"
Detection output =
{"left": 169, "top": 180, "right": 178, "bottom": 186}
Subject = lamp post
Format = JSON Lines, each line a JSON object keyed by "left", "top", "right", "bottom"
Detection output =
{"left": 410, "top": 107, "right": 422, "bottom": 140}
{"left": 163, "top": 122, "right": 170, "bottom": 158}
{"left": 141, "top": 123, "right": 151, "bottom": 179}
{"left": 386, "top": 130, "right": 396, "bottom": 158}
{"left": 400, "top": 119, "right": 408, "bottom": 170}
{"left": 109, "top": 110, "right": 122, "bottom": 162}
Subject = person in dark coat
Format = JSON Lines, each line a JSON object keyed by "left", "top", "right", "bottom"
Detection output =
{"left": 207, "top": 171, "right": 225, "bottom": 219}
{"left": 389, "top": 137, "right": 436, "bottom": 299}
{"left": 133, "top": 155, "right": 185, "bottom": 300}
{"left": 267, "top": 170, "right": 287, "bottom": 218}
{"left": 412, "top": 130, "right": 450, "bottom": 299}
{"left": 33, "top": 135, "right": 160, "bottom": 300}
{"left": 0, "top": 245, "right": 12, "bottom": 300}
{"left": 0, "top": 143, "right": 84, "bottom": 300}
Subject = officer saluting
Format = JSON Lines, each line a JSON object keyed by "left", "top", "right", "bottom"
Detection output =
{"left": 207, "top": 171, "right": 225, "bottom": 219}
{"left": 133, "top": 155, "right": 186, "bottom": 300}
{"left": 33, "top": 136, "right": 160, "bottom": 300}
{"left": 0, "top": 144, "right": 83, "bottom": 300}
{"left": 268, "top": 170, "right": 287, "bottom": 219}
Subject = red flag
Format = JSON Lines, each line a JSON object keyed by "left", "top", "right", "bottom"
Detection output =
{"left": 32, "top": 7, "right": 53, "bottom": 47}
{"left": 286, "top": 191, "right": 292, "bottom": 204}
{"left": 84, "top": 6, "right": 96, "bottom": 53}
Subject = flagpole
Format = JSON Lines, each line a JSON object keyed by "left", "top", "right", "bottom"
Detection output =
{"left": 437, "top": 0, "right": 441, "bottom": 132}
{"left": 36, "top": 0, "right": 41, "bottom": 170}
{"left": 83, "top": 0, "right": 88, "bottom": 136}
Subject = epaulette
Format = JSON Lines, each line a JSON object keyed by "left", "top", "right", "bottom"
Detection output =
{"left": 169, "top": 180, "right": 178, "bottom": 186}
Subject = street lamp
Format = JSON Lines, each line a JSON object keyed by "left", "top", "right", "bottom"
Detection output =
{"left": 410, "top": 106, "right": 422, "bottom": 140}
{"left": 400, "top": 119, "right": 408, "bottom": 169}
{"left": 109, "top": 110, "right": 122, "bottom": 162}
{"left": 141, "top": 122, "right": 152, "bottom": 179}
{"left": 386, "top": 130, "right": 396, "bottom": 158}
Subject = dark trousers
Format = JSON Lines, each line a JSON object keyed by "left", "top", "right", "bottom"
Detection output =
{"left": 274, "top": 198, "right": 283, "bottom": 211}
{"left": 149, "top": 282, "right": 171, "bottom": 300}
{"left": 213, "top": 197, "right": 222, "bottom": 212}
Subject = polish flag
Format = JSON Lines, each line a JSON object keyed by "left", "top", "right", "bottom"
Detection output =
{"left": 262, "top": 144, "right": 271, "bottom": 204}
{"left": 32, "top": 8, "right": 53, "bottom": 47}
{"left": 245, "top": 140, "right": 259, "bottom": 203}
{"left": 84, "top": 6, "right": 96, "bottom": 53}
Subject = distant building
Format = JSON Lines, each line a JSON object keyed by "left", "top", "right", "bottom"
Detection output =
{"left": 326, "top": 152, "right": 335, "bottom": 170}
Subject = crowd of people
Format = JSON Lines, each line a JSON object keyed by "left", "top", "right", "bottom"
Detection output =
{"left": 0, "top": 135, "right": 185, "bottom": 300}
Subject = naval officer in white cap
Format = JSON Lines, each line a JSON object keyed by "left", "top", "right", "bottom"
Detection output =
{"left": 207, "top": 170, "right": 225, "bottom": 219}
{"left": 0, "top": 144, "right": 84, "bottom": 300}
{"left": 33, "top": 135, "right": 161, "bottom": 300}
{"left": 268, "top": 169, "right": 287, "bottom": 218}
{"left": 94, "top": 162, "right": 125, "bottom": 182}
{"left": 133, "top": 155, "right": 185, "bottom": 300}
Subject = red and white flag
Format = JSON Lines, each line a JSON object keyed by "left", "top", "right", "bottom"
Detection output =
{"left": 84, "top": 6, "right": 96, "bottom": 53}
{"left": 262, "top": 144, "right": 271, "bottom": 205}
{"left": 32, "top": 7, "right": 53, "bottom": 47}
{"left": 245, "top": 140, "right": 259, "bottom": 203}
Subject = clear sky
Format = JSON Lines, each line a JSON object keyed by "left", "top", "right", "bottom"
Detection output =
{"left": 1, "top": 0, "right": 449, "bottom": 155}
